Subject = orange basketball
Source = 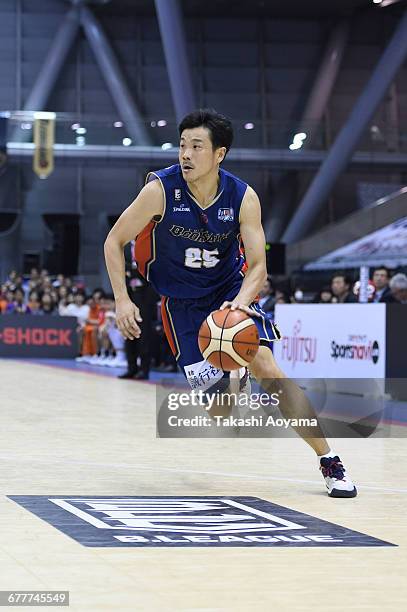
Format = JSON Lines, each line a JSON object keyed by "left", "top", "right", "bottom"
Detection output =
{"left": 198, "top": 308, "right": 260, "bottom": 371}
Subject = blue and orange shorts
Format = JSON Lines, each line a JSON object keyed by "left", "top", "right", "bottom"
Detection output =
{"left": 161, "top": 281, "right": 281, "bottom": 390}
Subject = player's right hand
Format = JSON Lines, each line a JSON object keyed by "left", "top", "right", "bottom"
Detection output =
{"left": 115, "top": 297, "right": 143, "bottom": 340}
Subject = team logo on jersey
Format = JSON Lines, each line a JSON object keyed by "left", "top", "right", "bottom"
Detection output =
{"left": 218, "top": 208, "right": 234, "bottom": 222}
{"left": 174, "top": 188, "right": 182, "bottom": 201}
{"left": 173, "top": 206, "right": 190, "bottom": 212}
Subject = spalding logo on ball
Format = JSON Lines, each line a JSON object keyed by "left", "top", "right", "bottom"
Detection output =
{"left": 198, "top": 308, "right": 259, "bottom": 371}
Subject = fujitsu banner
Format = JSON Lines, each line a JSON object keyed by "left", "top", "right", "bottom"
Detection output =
{"left": 274, "top": 304, "right": 386, "bottom": 378}
{"left": 33, "top": 111, "right": 55, "bottom": 179}
{"left": 0, "top": 315, "right": 77, "bottom": 358}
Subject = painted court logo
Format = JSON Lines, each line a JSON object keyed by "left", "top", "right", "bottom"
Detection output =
{"left": 8, "top": 496, "right": 394, "bottom": 548}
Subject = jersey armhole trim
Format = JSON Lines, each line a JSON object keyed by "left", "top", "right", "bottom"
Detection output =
{"left": 238, "top": 184, "right": 249, "bottom": 225}
{"left": 145, "top": 172, "right": 166, "bottom": 224}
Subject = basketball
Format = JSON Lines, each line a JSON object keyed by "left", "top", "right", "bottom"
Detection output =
{"left": 198, "top": 308, "right": 260, "bottom": 371}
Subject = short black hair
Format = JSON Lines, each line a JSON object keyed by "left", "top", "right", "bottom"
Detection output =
{"left": 373, "top": 265, "right": 391, "bottom": 278}
{"left": 331, "top": 272, "right": 352, "bottom": 287}
{"left": 178, "top": 108, "right": 234, "bottom": 154}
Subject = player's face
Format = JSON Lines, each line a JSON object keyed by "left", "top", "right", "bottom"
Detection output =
{"left": 179, "top": 127, "right": 225, "bottom": 182}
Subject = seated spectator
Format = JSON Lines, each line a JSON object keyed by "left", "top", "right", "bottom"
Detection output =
{"left": 27, "top": 290, "right": 42, "bottom": 314}
{"left": 58, "top": 295, "right": 74, "bottom": 315}
{"left": 331, "top": 273, "right": 357, "bottom": 303}
{"left": 61, "top": 292, "right": 90, "bottom": 356}
{"left": 372, "top": 266, "right": 395, "bottom": 303}
{"left": 40, "top": 293, "right": 56, "bottom": 315}
{"left": 57, "top": 285, "right": 69, "bottom": 301}
{"left": 81, "top": 291, "right": 104, "bottom": 357}
{"left": 389, "top": 273, "right": 407, "bottom": 304}
{"left": 0, "top": 286, "right": 12, "bottom": 312}
{"left": 5, "top": 288, "right": 31, "bottom": 314}
{"left": 29, "top": 267, "right": 40, "bottom": 282}
{"left": 52, "top": 274, "right": 65, "bottom": 288}
{"left": 275, "top": 293, "right": 291, "bottom": 305}
{"left": 314, "top": 287, "right": 333, "bottom": 303}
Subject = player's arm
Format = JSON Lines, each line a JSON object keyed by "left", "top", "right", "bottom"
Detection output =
{"left": 220, "top": 186, "right": 267, "bottom": 316}
{"left": 104, "top": 180, "right": 164, "bottom": 339}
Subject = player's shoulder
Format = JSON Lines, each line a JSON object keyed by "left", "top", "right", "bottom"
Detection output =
{"left": 145, "top": 164, "right": 181, "bottom": 184}
{"left": 239, "top": 184, "right": 261, "bottom": 221}
{"left": 220, "top": 166, "right": 248, "bottom": 191}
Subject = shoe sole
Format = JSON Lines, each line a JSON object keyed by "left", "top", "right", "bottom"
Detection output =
{"left": 328, "top": 487, "right": 357, "bottom": 498}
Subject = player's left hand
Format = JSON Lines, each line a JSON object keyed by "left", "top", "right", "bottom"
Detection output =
{"left": 219, "top": 301, "right": 262, "bottom": 318}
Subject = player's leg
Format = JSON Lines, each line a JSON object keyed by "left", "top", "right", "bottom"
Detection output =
{"left": 248, "top": 345, "right": 329, "bottom": 455}
{"left": 248, "top": 345, "right": 357, "bottom": 497}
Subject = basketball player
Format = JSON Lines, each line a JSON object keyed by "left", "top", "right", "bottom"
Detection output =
{"left": 105, "top": 109, "right": 356, "bottom": 498}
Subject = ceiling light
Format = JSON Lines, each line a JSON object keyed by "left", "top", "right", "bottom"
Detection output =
{"left": 244, "top": 122, "right": 254, "bottom": 130}
{"left": 21, "top": 123, "right": 32, "bottom": 130}
{"left": 113, "top": 121, "right": 123, "bottom": 128}
{"left": 76, "top": 136, "right": 85, "bottom": 147}
{"left": 157, "top": 119, "right": 167, "bottom": 127}
{"left": 150, "top": 121, "right": 157, "bottom": 127}
{"left": 71, "top": 123, "right": 80, "bottom": 130}
{"left": 76, "top": 127, "right": 87, "bottom": 135}
{"left": 161, "top": 142, "right": 173, "bottom": 150}
{"left": 122, "top": 138, "right": 132, "bottom": 146}
{"left": 289, "top": 132, "right": 307, "bottom": 150}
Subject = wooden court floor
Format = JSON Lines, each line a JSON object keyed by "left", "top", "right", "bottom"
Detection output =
{"left": 1, "top": 359, "right": 406, "bottom": 612}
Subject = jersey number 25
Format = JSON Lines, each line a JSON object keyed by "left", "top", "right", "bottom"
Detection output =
{"left": 184, "top": 247, "right": 220, "bottom": 269}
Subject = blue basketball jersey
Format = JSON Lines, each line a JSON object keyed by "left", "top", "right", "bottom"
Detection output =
{"left": 134, "top": 164, "right": 248, "bottom": 298}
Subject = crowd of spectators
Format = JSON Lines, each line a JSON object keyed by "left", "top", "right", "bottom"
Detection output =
{"left": 2, "top": 264, "right": 406, "bottom": 376}
{"left": 258, "top": 266, "right": 407, "bottom": 313}
{"left": 0, "top": 267, "right": 176, "bottom": 377}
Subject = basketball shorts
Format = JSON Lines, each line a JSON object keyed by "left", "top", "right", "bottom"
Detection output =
{"left": 161, "top": 280, "right": 281, "bottom": 391}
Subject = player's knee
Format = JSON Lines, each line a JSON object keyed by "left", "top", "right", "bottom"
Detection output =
{"left": 249, "top": 346, "right": 284, "bottom": 380}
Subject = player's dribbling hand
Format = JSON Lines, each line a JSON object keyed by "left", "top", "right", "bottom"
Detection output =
{"left": 115, "top": 297, "right": 143, "bottom": 340}
{"left": 219, "top": 301, "right": 262, "bottom": 318}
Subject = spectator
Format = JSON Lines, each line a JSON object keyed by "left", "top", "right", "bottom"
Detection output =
{"left": 57, "top": 285, "right": 69, "bottom": 301}
{"left": 27, "top": 290, "right": 42, "bottom": 314}
{"left": 372, "top": 266, "right": 395, "bottom": 303}
{"left": 81, "top": 292, "right": 104, "bottom": 357}
{"left": 5, "top": 288, "right": 31, "bottom": 314}
{"left": 389, "top": 273, "right": 407, "bottom": 304}
{"left": 29, "top": 267, "right": 40, "bottom": 281}
{"left": 62, "top": 292, "right": 90, "bottom": 357}
{"left": 331, "top": 273, "right": 357, "bottom": 303}
{"left": 314, "top": 287, "right": 333, "bottom": 303}
{"left": 52, "top": 273, "right": 65, "bottom": 288}
{"left": 258, "top": 277, "right": 275, "bottom": 312}
{"left": 40, "top": 293, "right": 56, "bottom": 315}
{"left": 275, "top": 294, "right": 291, "bottom": 305}
{"left": 0, "top": 286, "right": 12, "bottom": 312}
{"left": 64, "top": 277, "right": 73, "bottom": 292}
